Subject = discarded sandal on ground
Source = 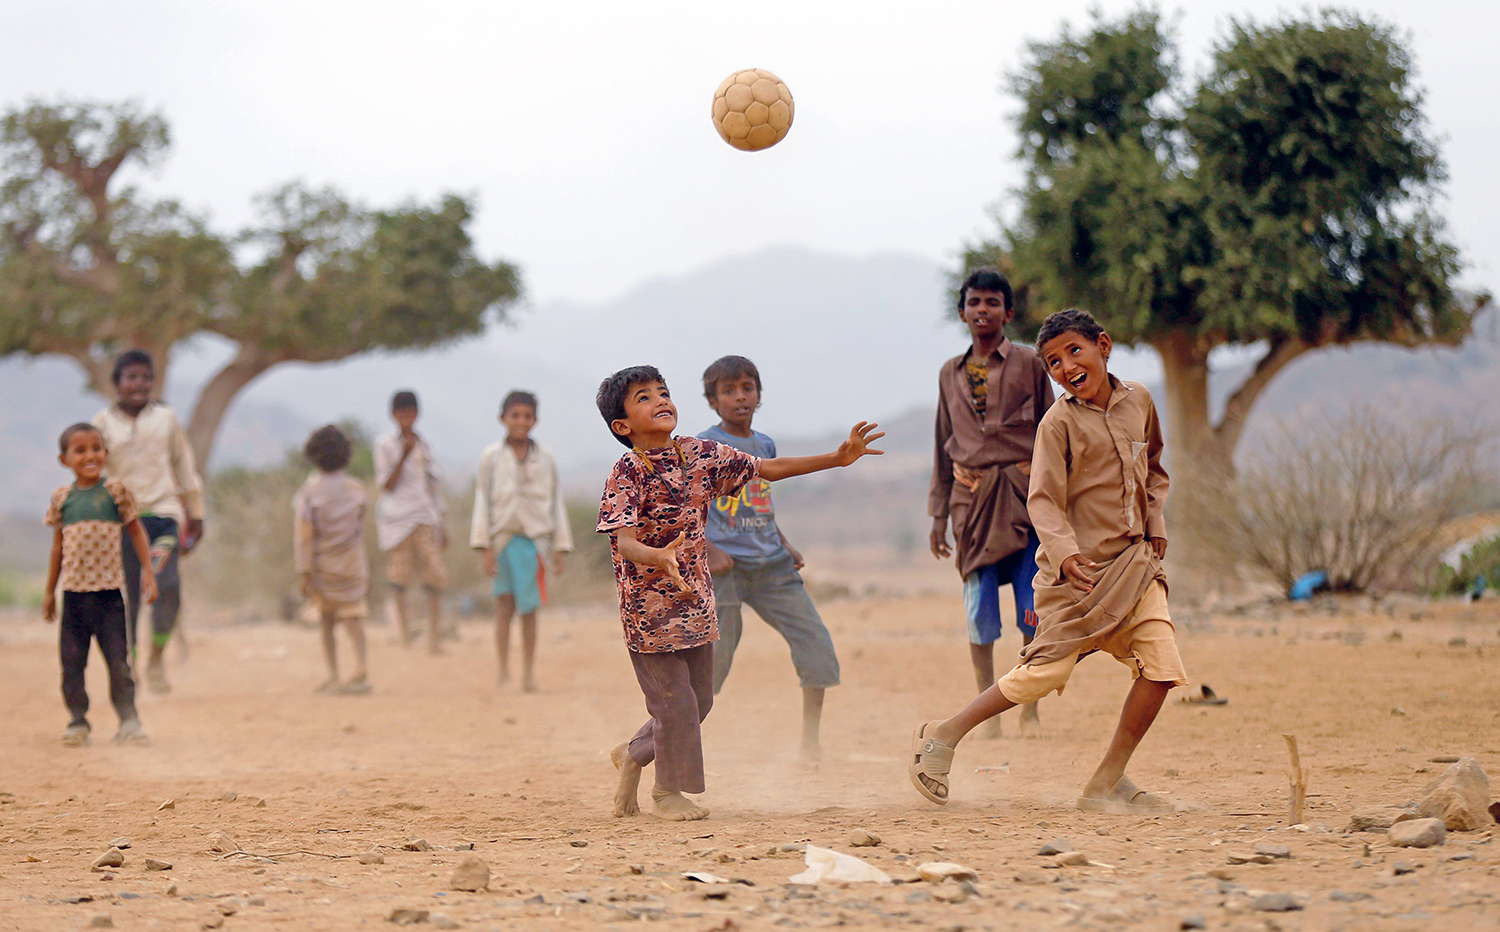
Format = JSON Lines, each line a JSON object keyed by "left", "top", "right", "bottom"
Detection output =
{"left": 1076, "top": 775, "right": 1175, "bottom": 814}
{"left": 909, "top": 721, "right": 955, "bottom": 805}
{"left": 1178, "top": 684, "right": 1228, "bottom": 706}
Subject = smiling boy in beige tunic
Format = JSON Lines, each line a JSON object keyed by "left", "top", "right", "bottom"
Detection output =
{"left": 908, "top": 308, "right": 1187, "bottom": 814}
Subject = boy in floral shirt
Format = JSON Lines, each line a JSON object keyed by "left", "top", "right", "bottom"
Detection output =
{"left": 596, "top": 366, "right": 882, "bottom": 821}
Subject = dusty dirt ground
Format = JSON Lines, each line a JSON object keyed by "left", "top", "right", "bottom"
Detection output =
{"left": 1, "top": 577, "right": 1498, "bottom": 932}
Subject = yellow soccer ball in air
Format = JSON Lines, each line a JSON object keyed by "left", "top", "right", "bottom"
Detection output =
{"left": 711, "top": 69, "right": 794, "bottom": 151}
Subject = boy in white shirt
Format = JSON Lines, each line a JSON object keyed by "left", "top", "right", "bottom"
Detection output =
{"left": 374, "top": 391, "right": 449, "bottom": 652}
{"left": 470, "top": 391, "right": 572, "bottom": 690}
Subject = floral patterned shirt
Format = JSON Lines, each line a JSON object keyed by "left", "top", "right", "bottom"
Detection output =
{"left": 597, "top": 436, "right": 760, "bottom": 652}
{"left": 45, "top": 478, "right": 140, "bottom": 592}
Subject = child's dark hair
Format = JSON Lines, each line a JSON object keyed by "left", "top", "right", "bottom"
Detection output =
{"left": 1036, "top": 308, "right": 1106, "bottom": 349}
{"left": 391, "top": 390, "right": 418, "bottom": 412}
{"left": 58, "top": 422, "right": 103, "bottom": 454}
{"left": 701, "top": 355, "right": 761, "bottom": 404}
{"left": 304, "top": 425, "right": 353, "bottom": 472}
{"left": 502, "top": 390, "right": 538, "bottom": 415}
{"left": 111, "top": 349, "right": 154, "bottom": 384}
{"left": 596, "top": 365, "right": 664, "bottom": 448}
{"left": 956, "top": 267, "right": 1014, "bottom": 317}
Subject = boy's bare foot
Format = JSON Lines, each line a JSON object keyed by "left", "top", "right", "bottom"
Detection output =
{"left": 799, "top": 741, "right": 822, "bottom": 770}
{"left": 521, "top": 677, "right": 539, "bottom": 694}
{"left": 315, "top": 679, "right": 339, "bottom": 695}
{"left": 610, "top": 743, "right": 642, "bottom": 817}
{"left": 113, "top": 717, "right": 148, "bottom": 745}
{"left": 340, "top": 676, "right": 372, "bottom": 695}
{"left": 1019, "top": 702, "right": 1042, "bottom": 738}
{"left": 145, "top": 656, "right": 171, "bottom": 694}
{"left": 651, "top": 786, "right": 709, "bottom": 821}
{"left": 61, "top": 723, "right": 90, "bottom": 747}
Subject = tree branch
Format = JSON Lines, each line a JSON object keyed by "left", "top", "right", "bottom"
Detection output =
{"left": 1210, "top": 336, "right": 1312, "bottom": 460}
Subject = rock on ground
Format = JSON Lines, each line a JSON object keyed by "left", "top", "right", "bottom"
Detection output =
{"left": 1417, "top": 758, "right": 1493, "bottom": 831}
{"left": 917, "top": 862, "right": 977, "bottom": 883}
{"left": 1388, "top": 818, "right": 1446, "bottom": 848}
{"left": 1345, "top": 808, "right": 1403, "bottom": 832}
{"left": 449, "top": 856, "right": 490, "bottom": 892}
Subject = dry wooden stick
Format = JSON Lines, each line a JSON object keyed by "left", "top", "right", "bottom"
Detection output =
{"left": 1282, "top": 734, "right": 1308, "bottom": 825}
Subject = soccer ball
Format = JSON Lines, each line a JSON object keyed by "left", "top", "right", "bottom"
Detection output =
{"left": 711, "top": 69, "right": 794, "bottom": 151}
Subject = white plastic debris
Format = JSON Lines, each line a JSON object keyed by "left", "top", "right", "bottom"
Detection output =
{"left": 682, "top": 872, "right": 733, "bottom": 884}
{"left": 788, "top": 845, "right": 892, "bottom": 884}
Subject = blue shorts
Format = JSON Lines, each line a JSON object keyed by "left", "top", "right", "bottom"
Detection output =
{"left": 964, "top": 531, "right": 1040, "bottom": 645}
{"left": 492, "top": 536, "right": 544, "bottom": 614}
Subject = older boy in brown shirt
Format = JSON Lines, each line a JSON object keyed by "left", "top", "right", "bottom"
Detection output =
{"left": 910, "top": 309, "right": 1187, "bottom": 814}
{"left": 930, "top": 268, "right": 1053, "bottom": 736}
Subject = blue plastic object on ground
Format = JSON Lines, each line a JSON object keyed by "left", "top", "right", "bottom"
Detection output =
{"left": 1289, "top": 570, "right": 1328, "bottom": 601}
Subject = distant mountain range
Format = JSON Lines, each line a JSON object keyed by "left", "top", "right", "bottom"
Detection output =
{"left": 2, "top": 246, "right": 1495, "bottom": 564}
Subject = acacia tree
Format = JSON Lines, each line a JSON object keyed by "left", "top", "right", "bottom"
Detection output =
{"left": 0, "top": 100, "right": 521, "bottom": 467}
{"left": 965, "top": 9, "right": 1475, "bottom": 476}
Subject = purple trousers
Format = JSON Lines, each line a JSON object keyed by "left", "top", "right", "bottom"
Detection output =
{"left": 627, "top": 643, "right": 715, "bottom": 794}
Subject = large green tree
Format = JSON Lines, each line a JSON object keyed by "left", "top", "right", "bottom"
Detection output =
{"left": 0, "top": 100, "right": 521, "bottom": 467}
{"left": 966, "top": 9, "right": 1475, "bottom": 476}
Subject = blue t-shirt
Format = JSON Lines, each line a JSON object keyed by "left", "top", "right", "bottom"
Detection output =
{"left": 699, "top": 425, "right": 785, "bottom": 564}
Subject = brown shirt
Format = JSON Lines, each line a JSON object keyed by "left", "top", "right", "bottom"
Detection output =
{"left": 1020, "top": 378, "right": 1169, "bottom": 665}
{"left": 929, "top": 337, "right": 1054, "bottom": 576}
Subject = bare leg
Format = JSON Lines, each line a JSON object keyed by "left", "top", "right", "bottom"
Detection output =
{"left": 930, "top": 683, "right": 1017, "bottom": 751}
{"left": 344, "top": 618, "right": 369, "bottom": 684}
{"left": 969, "top": 642, "right": 1002, "bottom": 738}
{"left": 1017, "top": 632, "right": 1042, "bottom": 737}
{"left": 801, "top": 687, "right": 824, "bottom": 762}
{"left": 1080, "top": 677, "right": 1172, "bottom": 798}
{"left": 391, "top": 586, "right": 413, "bottom": 646}
{"left": 319, "top": 614, "right": 339, "bottom": 686}
{"left": 426, "top": 587, "right": 444, "bottom": 655}
{"left": 494, "top": 595, "right": 515, "bottom": 685}
{"left": 610, "top": 742, "right": 642, "bottom": 817}
{"left": 519, "top": 612, "right": 539, "bottom": 692}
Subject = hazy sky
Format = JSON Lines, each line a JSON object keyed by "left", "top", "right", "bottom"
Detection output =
{"left": 2, "top": 0, "right": 1495, "bottom": 308}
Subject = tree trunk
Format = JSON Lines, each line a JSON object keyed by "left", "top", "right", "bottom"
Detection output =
{"left": 185, "top": 345, "right": 281, "bottom": 469}
{"left": 1152, "top": 331, "right": 1220, "bottom": 469}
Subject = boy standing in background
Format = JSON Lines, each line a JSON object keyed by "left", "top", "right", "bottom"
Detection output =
{"left": 93, "top": 349, "right": 206, "bottom": 696}
{"left": 375, "top": 391, "right": 449, "bottom": 653}
{"left": 470, "top": 391, "right": 572, "bottom": 691}
{"left": 699, "top": 356, "right": 840, "bottom": 762}
{"left": 929, "top": 269, "right": 1053, "bottom": 737}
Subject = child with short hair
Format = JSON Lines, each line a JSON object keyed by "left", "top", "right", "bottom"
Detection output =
{"left": 930, "top": 268, "right": 1054, "bottom": 737}
{"left": 295, "top": 425, "right": 372, "bottom": 695}
{"left": 43, "top": 423, "right": 157, "bottom": 746}
{"left": 375, "top": 390, "right": 449, "bottom": 652}
{"left": 699, "top": 355, "right": 840, "bottom": 761}
{"left": 470, "top": 390, "right": 572, "bottom": 691}
{"left": 909, "top": 309, "right": 1185, "bottom": 813}
{"left": 596, "top": 366, "right": 883, "bottom": 821}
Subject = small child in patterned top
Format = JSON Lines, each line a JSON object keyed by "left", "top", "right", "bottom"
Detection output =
{"left": 595, "top": 365, "right": 883, "bottom": 822}
{"left": 43, "top": 423, "right": 158, "bottom": 746}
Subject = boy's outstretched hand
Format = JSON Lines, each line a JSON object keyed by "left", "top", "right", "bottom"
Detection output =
{"left": 835, "top": 422, "right": 885, "bottom": 466}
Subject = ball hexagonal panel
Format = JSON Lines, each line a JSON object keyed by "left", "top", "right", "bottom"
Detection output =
{"left": 711, "top": 68, "right": 793, "bottom": 151}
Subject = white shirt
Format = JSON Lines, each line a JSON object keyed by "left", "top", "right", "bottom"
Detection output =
{"left": 92, "top": 403, "right": 205, "bottom": 527}
{"left": 373, "top": 432, "right": 445, "bottom": 552}
{"left": 469, "top": 439, "right": 573, "bottom": 554}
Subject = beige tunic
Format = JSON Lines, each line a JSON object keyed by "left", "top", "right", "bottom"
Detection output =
{"left": 93, "top": 403, "right": 205, "bottom": 526}
{"left": 293, "top": 471, "right": 369, "bottom": 604}
{"left": 1020, "top": 378, "right": 1169, "bottom": 665}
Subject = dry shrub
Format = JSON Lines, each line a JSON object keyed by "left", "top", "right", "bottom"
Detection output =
{"left": 1232, "top": 406, "right": 1491, "bottom": 592}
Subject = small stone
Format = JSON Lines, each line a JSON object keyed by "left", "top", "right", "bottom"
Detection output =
{"left": 166, "top": 884, "right": 178, "bottom": 897}
{"left": 1094, "top": 827, "right": 1110, "bottom": 836}
{"left": 918, "top": 862, "right": 977, "bottom": 883}
{"left": 1226, "top": 851, "right": 1272, "bottom": 865}
{"left": 930, "top": 883, "right": 967, "bottom": 903}
{"left": 145, "top": 857, "right": 173, "bottom": 871}
{"left": 449, "top": 856, "right": 490, "bottom": 892}
{"left": 97, "top": 872, "right": 114, "bottom": 881}
{"left": 848, "top": 829, "right": 881, "bottom": 847}
{"left": 358, "top": 849, "right": 385, "bottom": 865}
{"left": 569, "top": 839, "right": 588, "bottom": 848}
{"left": 220, "top": 792, "right": 238, "bottom": 802}
{"left": 89, "top": 914, "right": 113, "bottom": 928}
{"left": 109, "top": 837, "right": 131, "bottom": 849}
{"left": 201, "top": 917, "right": 224, "bottom": 931}
{"left": 430, "top": 914, "right": 460, "bottom": 930}
{"left": 216, "top": 903, "right": 237, "bottom": 916}
{"left": 1012, "top": 868, "right": 1053, "bottom": 885}
{"left": 1392, "top": 860, "right": 1418, "bottom": 875}
{"left": 778, "top": 843, "right": 803, "bottom": 852}
{"left": 158, "top": 799, "right": 175, "bottom": 810}
{"left": 248, "top": 896, "right": 265, "bottom": 906}
{"left": 1449, "top": 636, "right": 1468, "bottom": 647}
{"left": 629, "top": 864, "right": 645, "bottom": 875}
{"left": 1253, "top": 843, "right": 1291, "bottom": 859}
{"left": 91, "top": 848, "right": 125, "bottom": 870}
{"left": 1389, "top": 818, "right": 1447, "bottom": 848}
{"left": 253, "top": 798, "right": 266, "bottom": 808}
{"left": 905, "top": 889, "right": 932, "bottom": 904}
{"left": 1179, "top": 914, "right": 1207, "bottom": 930}
{"left": 522, "top": 894, "right": 545, "bottom": 905}
{"left": 1329, "top": 890, "right": 1371, "bottom": 902}
{"left": 387, "top": 907, "right": 429, "bottom": 925}
{"left": 454, "top": 842, "right": 475, "bottom": 851}
{"left": 209, "top": 830, "right": 239, "bottom": 853}
{"left": 1346, "top": 808, "right": 1402, "bottom": 832}
{"left": 1037, "top": 838, "right": 1074, "bottom": 856}
{"left": 1390, "top": 707, "right": 1407, "bottom": 716}
{"left": 1416, "top": 758, "right": 1493, "bottom": 831}
{"left": 1250, "top": 893, "right": 1302, "bottom": 912}
{"left": 1054, "top": 851, "right": 1090, "bottom": 867}
{"left": 402, "top": 838, "right": 431, "bottom": 852}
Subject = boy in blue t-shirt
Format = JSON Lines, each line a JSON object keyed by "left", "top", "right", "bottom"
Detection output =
{"left": 699, "top": 356, "right": 840, "bottom": 761}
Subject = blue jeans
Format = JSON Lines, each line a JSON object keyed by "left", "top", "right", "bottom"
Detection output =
{"left": 710, "top": 551, "right": 840, "bottom": 694}
{"left": 963, "top": 531, "right": 1040, "bottom": 645}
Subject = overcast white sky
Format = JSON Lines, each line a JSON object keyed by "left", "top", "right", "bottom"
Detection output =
{"left": 2, "top": 0, "right": 1494, "bottom": 308}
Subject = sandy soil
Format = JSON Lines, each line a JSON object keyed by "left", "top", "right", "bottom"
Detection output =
{"left": 1, "top": 585, "right": 1497, "bottom": 932}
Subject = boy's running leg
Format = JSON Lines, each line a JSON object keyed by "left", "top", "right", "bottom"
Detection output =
{"left": 802, "top": 688, "right": 825, "bottom": 760}
{"left": 1080, "top": 676, "right": 1171, "bottom": 801}
{"left": 964, "top": 563, "right": 1004, "bottom": 737}
{"left": 1009, "top": 533, "right": 1044, "bottom": 737}
{"left": 143, "top": 517, "right": 180, "bottom": 694}
{"left": 317, "top": 609, "right": 340, "bottom": 692}
{"left": 519, "top": 612, "right": 539, "bottom": 692}
{"left": 58, "top": 593, "right": 93, "bottom": 743}
{"left": 390, "top": 585, "right": 414, "bottom": 646}
{"left": 494, "top": 594, "right": 515, "bottom": 684}
{"left": 740, "top": 555, "right": 840, "bottom": 760}
{"left": 623, "top": 645, "right": 713, "bottom": 821}
{"left": 343, "top": 618, "right": 370, "bottom": 692}
{"left": 96, "top": 591, "right": 142, "bottom": 731}
{"left": 426, "top": 586, "right": 443, "bottom": 655}
{"left": 708, "top": 569, "right": 743, "bottom": 694}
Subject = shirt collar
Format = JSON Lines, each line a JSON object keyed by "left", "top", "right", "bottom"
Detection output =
{"left": 1063, "top": 374, "right": 1129, "bottom": 412}
{"left": 958, "top": 336, "right": 1012, "bottom": 366}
